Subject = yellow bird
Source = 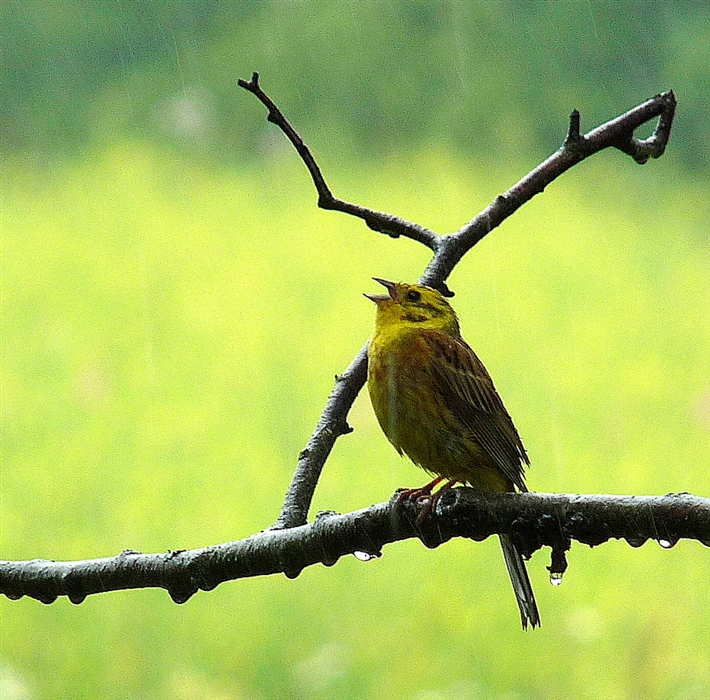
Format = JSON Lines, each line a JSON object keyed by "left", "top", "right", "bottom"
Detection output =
{"left": 366, "top": 278, "right": 540, "bottom": 629}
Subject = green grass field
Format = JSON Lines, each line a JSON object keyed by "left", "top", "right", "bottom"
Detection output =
{"left": 2, "top": 142, "right": 708, "bottom": 699}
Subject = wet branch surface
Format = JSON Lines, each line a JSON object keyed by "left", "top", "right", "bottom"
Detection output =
{"left": 2, "top": 76, "right": 692, "bottom": 606}
{"left": 2, "top": 492, "right": 708, "bottom": 605}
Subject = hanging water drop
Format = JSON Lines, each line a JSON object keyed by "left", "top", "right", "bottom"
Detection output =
{"left": 550, "top": 571, "right": 564, "bottom": 587}
{"left": 658, "top": 538, "right": 673, "bottom": 549}
{"left": 353, "top": 550, "right": 380, "bottom": 562}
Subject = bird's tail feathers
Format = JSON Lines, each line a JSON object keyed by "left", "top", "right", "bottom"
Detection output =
{"left": 499, "top": 534, "right": 541, "bottom": 630}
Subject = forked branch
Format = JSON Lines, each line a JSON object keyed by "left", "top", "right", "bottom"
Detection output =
{"left": 1, "top": 79, "right": 688, "bottom": 606}
{"left": 239, "top": 76, "right": 675, "bottom": 528}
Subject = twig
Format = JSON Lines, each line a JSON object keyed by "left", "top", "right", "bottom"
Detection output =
{"left": 422, "top": 90, "right": 677, "bottom": 284}
{"left": 2, "top": 492, "right": 707, "bottom": 605}
{"left": 240, "top": 77, "right": 677, "bottom": 527}
{"left": 238, "top": 73, "right": 439, "bottom": 249}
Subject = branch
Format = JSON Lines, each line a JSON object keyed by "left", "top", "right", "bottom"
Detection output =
{"left": 237, "top": 73, "right": 439, "bottom": 249}
{"left": 3, "top": 492, "right": 707, "bottom": 605}
{"left": 272, "top": 346, "right": 367, "bottom": 529}
{"left": 5, "top": 83, "right": 683, "bottom": 605}
{"left": 422, "top": 90, "right": 677, "bottom": 284}
{"left": 240, "top": 77, "right": 676, "bottom": 527}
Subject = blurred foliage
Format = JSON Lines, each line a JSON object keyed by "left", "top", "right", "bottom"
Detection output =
{"left": 2, "top": 145, "right": 708, "bottom": 699}
{"left": 2, "top": 0, "right": 709, "bottom": 172}
{"left": 1, "top": 2, "right": 709, "bottom": 699}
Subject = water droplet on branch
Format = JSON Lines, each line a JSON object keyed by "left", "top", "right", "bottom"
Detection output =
{"left": 550, "top": 572, "right": 564, "bottom": 587}
{"left": 353, "top": 550, "right": 381, "bottom": 562}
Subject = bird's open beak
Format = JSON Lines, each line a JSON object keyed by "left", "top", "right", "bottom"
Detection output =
{"left": 364, "top": 277, "right": 399, "bottom": 303}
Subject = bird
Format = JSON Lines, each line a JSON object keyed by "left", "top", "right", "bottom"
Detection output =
{"left": 366, "top": 277, "right": 540, "bottom": 629}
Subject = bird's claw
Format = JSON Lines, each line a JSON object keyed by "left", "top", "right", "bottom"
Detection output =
{"left": 414, "top": 494, "right": 436, "bottom": 524}
{"left": 396, "top": 486, "right": 432, "bottom": 504}
{"left": 396, "top": 478, "right": 457, "bottom": 524}
{"left": 396, "top": 487, "right": 438, "bottom": 524}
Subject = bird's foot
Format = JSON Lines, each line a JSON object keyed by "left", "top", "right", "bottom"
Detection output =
{"left": 396, "top": 477, "right": 457, "bottom": 524}
{"left": 396, "top": 475, "right": 444, "bottom": 504}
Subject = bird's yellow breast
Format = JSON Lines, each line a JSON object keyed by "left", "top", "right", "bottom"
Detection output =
{"left": 368, "top": 325, "right": 510, "bottom": 491}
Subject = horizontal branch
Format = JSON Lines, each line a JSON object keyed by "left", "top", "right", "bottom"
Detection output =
{"left": 3, "top": 491, "right": 707, "bottom": 606}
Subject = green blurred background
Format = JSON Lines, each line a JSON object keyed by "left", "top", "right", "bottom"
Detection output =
{"left": 1, "top": 2, "right": 708, "bottom": 698}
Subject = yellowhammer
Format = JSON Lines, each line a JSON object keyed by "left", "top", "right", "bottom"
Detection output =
{"left": 366, "top": 278, "right": 540, "bottom": 629}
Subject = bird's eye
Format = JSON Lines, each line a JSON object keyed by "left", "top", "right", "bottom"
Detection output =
{"left": 406, "top": 290, "right": 421, "bottom": 302}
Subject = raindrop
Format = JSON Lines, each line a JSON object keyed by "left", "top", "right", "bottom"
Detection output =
{"left": 550, "top": 572, "right": 564, "bottom": 587}
{"left": 353, "top": 550, "right": 380, "bottom": 562}
{"left": 658, "top": 538, "right": 673, "bottom": 549}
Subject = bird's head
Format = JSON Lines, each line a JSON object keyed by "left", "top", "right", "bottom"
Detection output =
{"left": 365, "top": 278, "right": 460, "bottom": 335}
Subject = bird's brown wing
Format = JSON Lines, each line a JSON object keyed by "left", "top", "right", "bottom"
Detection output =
{"left": 421, "top": 330, "right": 529, "bottom": 491}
